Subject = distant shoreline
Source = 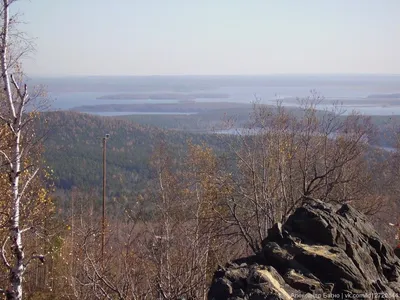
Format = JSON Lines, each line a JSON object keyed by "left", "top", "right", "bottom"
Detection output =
{"left": 367, "top": 93, "right": 400, "bottom": 99}
{"left": 70, "top": 102, "right": 252, "bottom": 113}
{"left": 86, "top": 111, "right": 199, "bottom": 116}
{"left": 96, "top": 93, "right": 231, "bottom": 101}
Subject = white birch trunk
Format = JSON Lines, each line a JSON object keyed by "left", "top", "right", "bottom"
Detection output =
{"left": 8, "top": 133, "right": 23, "bottom": 300}
{"left": 1, "top": 0, "right": 26, "bottom": 298}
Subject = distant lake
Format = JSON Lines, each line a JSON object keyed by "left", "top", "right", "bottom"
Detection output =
{"left": 39, "top": 76, "right": 400, "bottom": 116}
{"left": 47, "top": 92, "right": 180, "bottom": 110}
{"left": 87, "top": 111, "right": 198, "bottom": 116}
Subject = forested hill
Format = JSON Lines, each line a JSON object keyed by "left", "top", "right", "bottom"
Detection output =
{"left": 37, "top": 109, "right": 400, "bottom": 198}
{"left": 37, "top": 111, "right": 222, "bottom": 195}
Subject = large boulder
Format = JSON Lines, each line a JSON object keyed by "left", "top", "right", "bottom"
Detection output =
{"left": 208, "top": 199, "right": 400, "bottom": 299}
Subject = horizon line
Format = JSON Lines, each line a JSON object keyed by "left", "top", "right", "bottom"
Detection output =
{"left": 27, "top": 73, "right": 400, "bottom": 78}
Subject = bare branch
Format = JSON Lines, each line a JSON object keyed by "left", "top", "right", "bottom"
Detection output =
{"left": 1, "top": 237, "right": 11, "bottom": 270}
{"left": 20, "top": 227, "right": 33, "bottom": 234}
{"left": 0, "top": 113, "right": 11, "bottom": 124}
{"left": 23, "top": 253, "right": 44, "bottom": 270}
{"left": 11, "top": 73, "right": 28, "bottom": 122}
{"left": 18, "top": 167, "right": 38, "bottom": 200}
{"left": 0, "top": 149, "right": 11, "bottom": 165}
{"left": 1, "top": 0, "right": 16, "bottom": 120}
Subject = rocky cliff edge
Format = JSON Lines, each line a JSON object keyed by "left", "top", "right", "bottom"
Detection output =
{"left": 208, "top": 199, "right": 400, "bottom": 300}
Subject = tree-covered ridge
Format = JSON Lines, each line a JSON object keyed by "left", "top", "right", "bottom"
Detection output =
{"left": 38, "top": 106, "right": 400, "bottom": 196}
{"left": 37, "top": 111, "right": 225, "bottom": 194}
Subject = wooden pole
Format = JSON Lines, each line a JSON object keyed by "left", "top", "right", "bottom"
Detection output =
{"left": 102, "top": 137, "right": 107, "bottom": 263}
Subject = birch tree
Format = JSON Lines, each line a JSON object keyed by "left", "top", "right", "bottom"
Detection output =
{"left": 0, "top": 0, "right": 46, "bottom": 299}
{"left": 219, "top": 99, "right": 382, "bottom": 252}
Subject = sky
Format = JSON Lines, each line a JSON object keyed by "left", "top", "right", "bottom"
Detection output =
{"left": 12, "top": 0, "right": 400, "bottom": 76}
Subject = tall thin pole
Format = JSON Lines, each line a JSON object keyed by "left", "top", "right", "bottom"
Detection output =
{"left": 71, "top": 187, "right": 75, "bottom": 287}
{"left": 102, "top": 137, "right": 106, "bottom": 262}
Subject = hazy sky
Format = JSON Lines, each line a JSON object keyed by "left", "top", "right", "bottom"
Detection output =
{"left": 13, "top": 0, "right": 400, "bottom": 76}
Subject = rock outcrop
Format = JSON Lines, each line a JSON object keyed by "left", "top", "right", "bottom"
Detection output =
{"left": 208, "top": 199, "right": 400, "bottom": 299}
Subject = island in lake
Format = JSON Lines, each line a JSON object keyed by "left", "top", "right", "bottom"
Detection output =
{"left": 71, "top": 102, "right": 251, "bottom": 113}
{"left": 367, "top": 93, "right": 400, "bottom": 99}
{"left": 96, "top": 92, "right": 230, "bottom": 101}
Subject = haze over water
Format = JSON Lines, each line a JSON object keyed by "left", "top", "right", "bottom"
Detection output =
{"left": 32, "top": 75, "right": 400, "bottom": 116}
{"left": 19, "top": 0, "right": 400, "bottom": 116}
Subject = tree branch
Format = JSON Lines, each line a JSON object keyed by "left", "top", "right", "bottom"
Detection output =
{"left": 18, "top": 167, "right": 38, "bottom": 200}
{"left": 24, "top": 253, "right": 44, "bottom": 270}
{"left": 0, "top": 113, "right": 11, "bottom": 124}
{"left": 0, "top": 149, "right": 12, "bottom": 165}
{"left": 20, "top": 227, "right": 34, "bottom": 234}
{"left": 1, "top": 0, "right": 16, "bottom": 120}
{"left": 1, "top": 236, "right": 11, "bottom": 270}
{"left": 11, "top": 73, "right": 28, "bottom": 125}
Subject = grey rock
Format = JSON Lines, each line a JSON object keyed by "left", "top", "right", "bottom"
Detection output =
{"left": 208, "top": 200, "right": 400, "bottom": 300}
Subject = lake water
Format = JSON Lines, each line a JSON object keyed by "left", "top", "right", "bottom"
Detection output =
{"left": 47, "top": 92, "right": 400, "bottom": 116}
{"left": 47, "top": 92, "right": 180, "bottom": 110}
{"left": 89, "top": 111, "right": 197, "bottom": 116}
{"left": 39, "top": 75, "right": 400, "bottom": 116}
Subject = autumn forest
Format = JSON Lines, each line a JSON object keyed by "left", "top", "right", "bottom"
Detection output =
{"left": 1, "top": 1, "right": 400, "bottom": 300}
